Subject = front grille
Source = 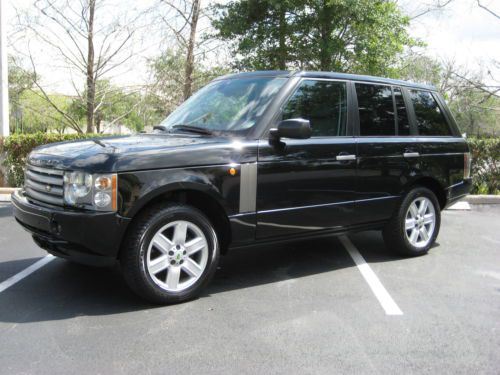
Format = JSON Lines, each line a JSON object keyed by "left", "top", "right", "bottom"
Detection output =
{"left": 24, "top": 165, "right": 64, "bottom": 206}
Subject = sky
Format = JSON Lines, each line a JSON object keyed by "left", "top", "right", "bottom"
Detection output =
{"left": 405, "top": 0, "right": 500, "bottom": 74}
{"left": 5, "top": 0, "right": 500, "bottom": 95}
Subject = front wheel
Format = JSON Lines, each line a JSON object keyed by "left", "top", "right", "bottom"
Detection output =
{"left": 383, "top": 187, "right": 441, "bottom": 256}
{"left": 120, "top": 203, "right": 220, "bottom": 304}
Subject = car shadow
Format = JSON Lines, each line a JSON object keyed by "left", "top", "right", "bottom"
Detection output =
{"left": 0, "top": 232, "right": 412, "bottom": 324}
{"left": 348, "top": 230, "right": 440, "bottom": 263}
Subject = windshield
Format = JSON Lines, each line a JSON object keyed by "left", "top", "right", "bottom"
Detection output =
{"left": 159, "top": 77, "right": 286, "bottom": 134}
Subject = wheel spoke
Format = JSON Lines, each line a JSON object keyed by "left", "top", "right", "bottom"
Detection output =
{"left": 409, "top": 228, "right": 419, "bottom": 244}
{"left": 185, "top": 237, "right": 206, "bottom": 255}
{"left": 423, "top": 213, "right": 434, "bottom": 225}
{"left": 405, "top": 218, "right": 416, "bottom": 230}
{"left": 418, "top": 199, "right": 428, "bottom": 215}
{"left": 166, "top": 266, "right": 181, "bottom": 289}
{"left": 152, "top": 233, "right": 173, "bottom": 254}
{"left": 173, "top": 222, "right": 188, "bottom": 245}
{"left": 147, "top": 219, "right": 210, "bottom": 292}
{"left": 409, "top": 203, "right": 419, "bottom": 218}
{"left": 420, "top": 227, "right": 429, "bottom": 241}
{"left": 182, "top": 258, "right": 202, "bottom": 278}
{"left": 149, "top": 255, "right": 169, "bottom": 274}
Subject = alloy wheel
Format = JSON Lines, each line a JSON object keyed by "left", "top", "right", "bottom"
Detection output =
{"left": 404, "top": 197, "right": 436, "bottom": 248}
{"left": 146, "top": 220, "right": 209, "bottom": 292}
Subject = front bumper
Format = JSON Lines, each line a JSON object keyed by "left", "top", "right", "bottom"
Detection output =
{"left": 12, "top": 190, "right": 131, "bottom": 266}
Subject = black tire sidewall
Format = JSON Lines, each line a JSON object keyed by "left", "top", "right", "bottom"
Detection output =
{"left": 135, "top": 205, "right": 219, "bottom": 303}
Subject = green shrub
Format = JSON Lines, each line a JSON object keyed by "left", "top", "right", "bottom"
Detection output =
{"left": 0, "top": 133, "right": 103, "bottom": 187}
{"left": 467, "top": 137, "right": 500, "bottom": 195}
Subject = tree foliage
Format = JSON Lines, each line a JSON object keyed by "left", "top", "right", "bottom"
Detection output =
{"left": 396, "top": 53, "right": 499, "bottom": 136}
{"left": 148, "top": 49, "right": 230, "bottom": 117}
{"left": 212, "top": 0, "right": 418, "bottom": 75}
{"left": 68, "top": 80, "right": 151, "bottom": 133}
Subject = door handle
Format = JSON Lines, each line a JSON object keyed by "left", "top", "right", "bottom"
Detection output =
{"left": 336, "top": 154, "right": 356, "bottom": 161}
{"left": 403, "top": 152, "right": 420, "bottom": 158}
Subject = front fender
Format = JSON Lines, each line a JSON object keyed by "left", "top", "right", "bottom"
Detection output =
{"left": 117, "top": 165, "right": 240, "bottom": 218}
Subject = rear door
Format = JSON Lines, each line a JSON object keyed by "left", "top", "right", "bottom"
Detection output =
{"left": 354, "top": 83, "right": 420, "bottom": 224}
{"left": 407, "top": 89, "right": 467, "bottom": 189}
{"left": 256, "top": 79, "right": 358, "bottom": 239}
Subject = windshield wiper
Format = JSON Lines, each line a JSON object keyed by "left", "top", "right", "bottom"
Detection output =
{"left": 171, "top": 124, "right": 213, "bottom": 135}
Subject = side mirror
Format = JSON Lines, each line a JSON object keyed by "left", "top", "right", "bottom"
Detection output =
{"left": 269, "top": 118, "right": 312, "bottom": 140}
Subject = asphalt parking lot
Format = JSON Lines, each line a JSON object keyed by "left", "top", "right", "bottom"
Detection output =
{"left": 0, "top": 203, "right": 499, "bottom": 375}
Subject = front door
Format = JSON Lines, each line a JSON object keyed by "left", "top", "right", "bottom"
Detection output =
{"left": 256, "top": 79, "right": 358, "bottom": 239}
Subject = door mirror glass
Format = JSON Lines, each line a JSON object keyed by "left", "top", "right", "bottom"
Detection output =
{"left": 271, "top": 118, "right": 312, "bottom": 140}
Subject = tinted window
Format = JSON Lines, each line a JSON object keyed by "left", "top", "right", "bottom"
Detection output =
{"left": 356, "top": 83, "right": 395, "bottom": 136}
{"left": 394, "top": 87, "right": 410, "bottom": 135}
{"left": 282, "top": 80, "right": 347, "bottom": 136}
{"left": 410, "top": 90, "right": 451, "bottom": 136}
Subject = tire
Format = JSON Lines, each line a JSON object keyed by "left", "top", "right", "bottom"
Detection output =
{"left": 120, "top": 203, "right": 220, "bottom": 304}
{"left": 383, "top": 187, "right": 441, "bottom": 256}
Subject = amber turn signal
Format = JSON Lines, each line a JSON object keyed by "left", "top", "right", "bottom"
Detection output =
{"left": 111, "top": 175, "right": 117, "bottom": 210}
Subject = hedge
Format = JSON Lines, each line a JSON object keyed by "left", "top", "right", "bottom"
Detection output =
{"left": 467, "top": 137, "right": 500, "bottom": 195}
{"left": 0, "top": 133, "right": 103, "bottom": 187}
{"left": 0, "top": 133, "right": 499, "bottom": 194}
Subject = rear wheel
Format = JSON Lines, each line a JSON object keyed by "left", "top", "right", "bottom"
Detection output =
{"left": 120, "top": 203, "right": 220, "bottom": 304}
{"left": 383, "top": 187, "right": 441, "bottom": 256}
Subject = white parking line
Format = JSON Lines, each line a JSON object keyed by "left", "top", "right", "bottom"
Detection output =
{"left": 0, "top": 255, "right": 55, "bottom": 293}
{"left": 339, "top": 236, "right": 403, "bottom": 316}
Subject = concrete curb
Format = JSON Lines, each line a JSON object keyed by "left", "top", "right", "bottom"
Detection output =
{"left": 0, "top": 187, "right": 19, "bottom": 194}
{"left": 465, "top": 195, "right": 500, "bottom": 204}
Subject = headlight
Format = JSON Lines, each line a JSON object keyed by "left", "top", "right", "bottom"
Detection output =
{"left": 63, "top": 172, "right": 92, "bottom": 204}
{"left": 63, "top": 172, "right": 117, "bottom": 211}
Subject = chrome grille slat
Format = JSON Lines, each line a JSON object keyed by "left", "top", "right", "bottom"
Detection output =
{"left": 24, "top": 164, "right": 65, "bottom": 207}
{"left": 25, "top": 179, "right": 63, "bottom": 196}
{"left": 25, "top": 187, "right": 64, "bottom": 206}
{"left": 25, "top": 170, "right": 63, "bottom": 186}
{"left": 27, "top": 165, "right": 64, "bottom": 176}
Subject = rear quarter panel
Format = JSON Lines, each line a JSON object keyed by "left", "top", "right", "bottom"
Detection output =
{"left": 417, "top": 136, "right": 469, "bottom": 189}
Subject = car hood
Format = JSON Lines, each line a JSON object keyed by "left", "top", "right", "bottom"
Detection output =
{"left": 28, "top": 134, "right": 249, "bottom": 172}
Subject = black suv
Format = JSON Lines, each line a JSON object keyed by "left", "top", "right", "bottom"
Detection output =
{"left": 12, "top": 71, "right": 471, "bottom": 303}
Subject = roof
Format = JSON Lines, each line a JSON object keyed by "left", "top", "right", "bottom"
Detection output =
{"left": 218, "top": 70, "right": 436, "bottom": 91}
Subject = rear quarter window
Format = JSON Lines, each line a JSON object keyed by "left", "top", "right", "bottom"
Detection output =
{"left": 410, "top": 90, "right": 452, "bottom": 136}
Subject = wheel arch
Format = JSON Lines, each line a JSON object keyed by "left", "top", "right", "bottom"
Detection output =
{"left": 122, "top": 183, "right": 232, "bottom": 255}
{"left": 407, "top": 177, "right": 447, "bottom": 210}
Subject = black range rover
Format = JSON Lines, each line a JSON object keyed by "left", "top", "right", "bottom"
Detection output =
{"left": 12, "top": 71, "right": 472, "bottom": 303}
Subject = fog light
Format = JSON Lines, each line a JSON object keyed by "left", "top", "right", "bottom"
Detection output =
{"left": 94, "top": 192, "right": 111, "bottom": 207}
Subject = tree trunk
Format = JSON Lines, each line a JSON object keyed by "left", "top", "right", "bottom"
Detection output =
{"left": 183, "top": 0, "right": 201, "bottom": 101}
{"left": 319, "top": 0, "right": 333, "bottom": 71}
{"left": 86, "top": 0, "right": 96, "bottom": 133}
{"left": 96, "top": 113, "right": 101, "bottom": 133}
{"left": 277, "top": 4, "right": 286, "bottom": 70}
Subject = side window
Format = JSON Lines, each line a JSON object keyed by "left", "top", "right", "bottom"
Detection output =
{"left": 282, "top": 80, "right": 347, "bottom": 136}
{"left": 394, "top": 87, "right": 410, "bottom": 135}
{"left": 355, "top": 83, "right": 395, "bottom": 136}
{"left": 410, "top": 90, "right": 452, "bottom": 136}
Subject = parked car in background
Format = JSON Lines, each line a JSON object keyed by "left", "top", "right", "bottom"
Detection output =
{"left": 12, "top": 71, "right": 471, "bottom": 304}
